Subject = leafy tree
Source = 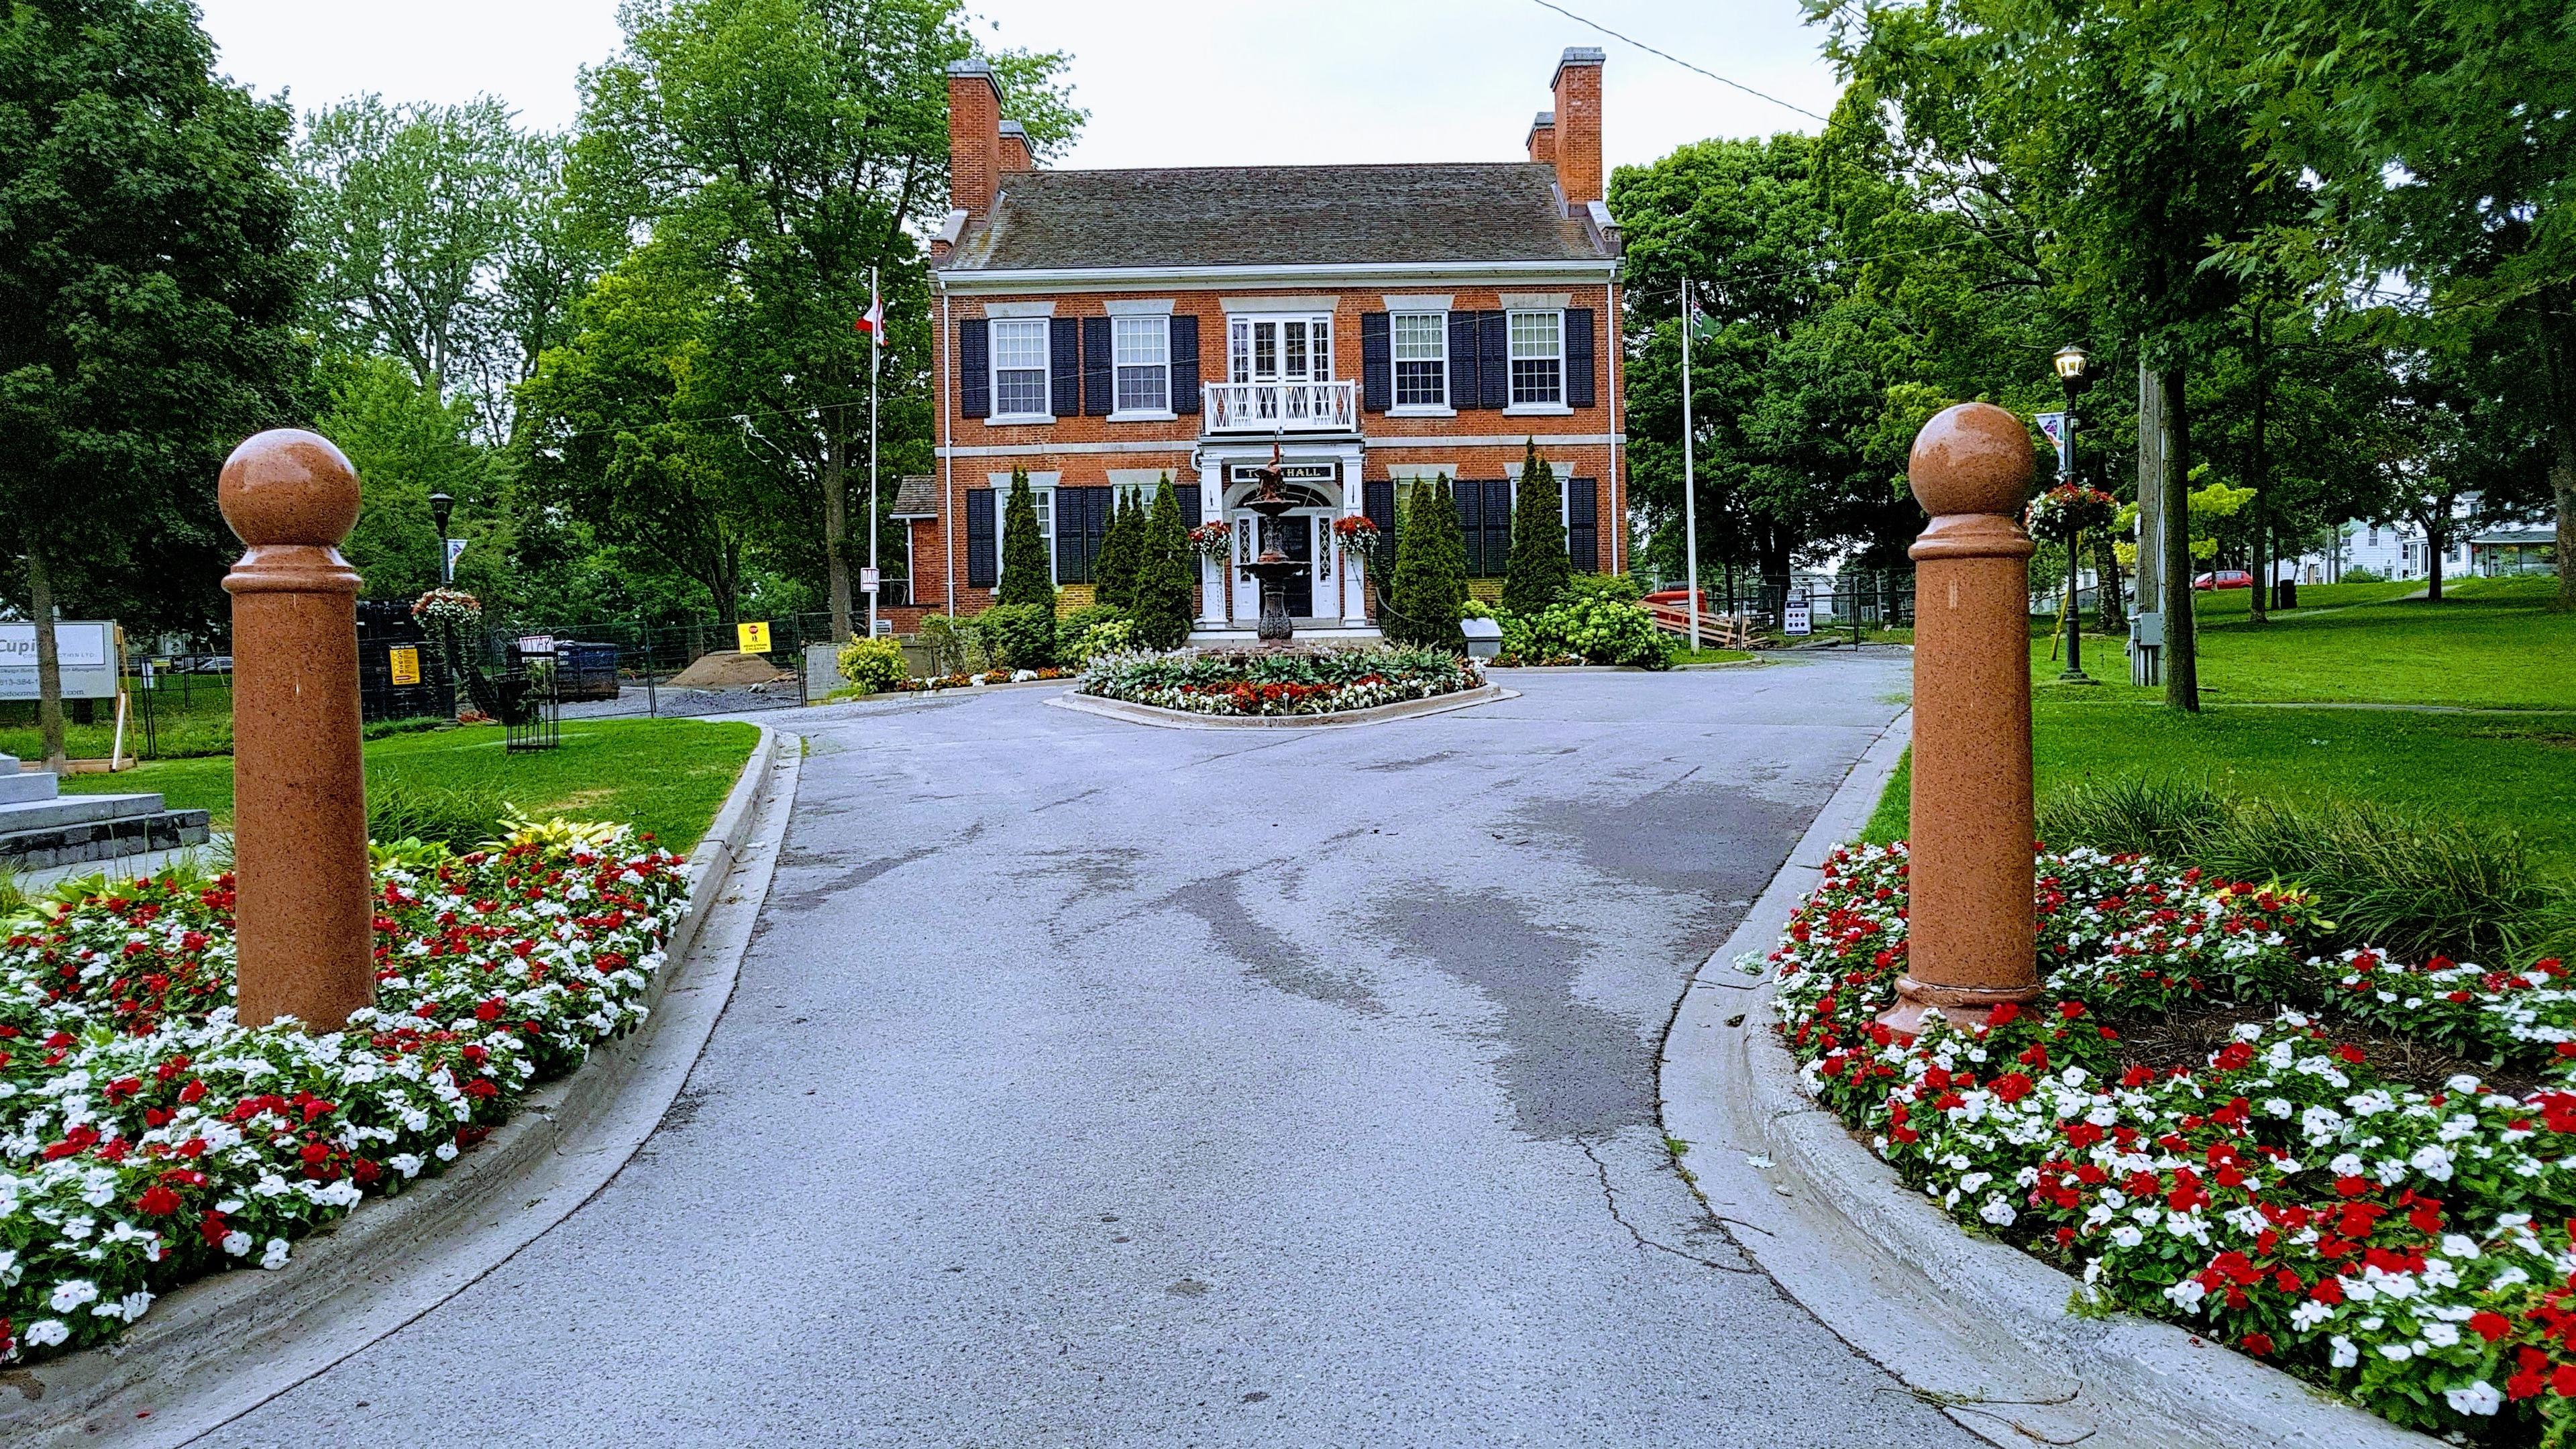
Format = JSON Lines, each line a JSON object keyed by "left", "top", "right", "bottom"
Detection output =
{"left": 1130, "top": 476, "right": 1194, "bottom": 651}
{"left": 515, "top": 236, "right": 773, "bottom": 622}
{"left": 2214, "top": 0, "right": 2576, "bottom": 608}
{"left": 1501, "top": 440, "right": 1571, "bottom": 615}
{"left": 1386, "top": 478, "right": 1466, "bottom": 651}
{"left": 1093, "top": 486, "right": 1138, "bottom": 611}
{"left": 995, "top": 468, "right": 1053, "bottom": 608}
{"left": 0, "top": 0, "right": 304, "bottom": 765}
{"left": 572, "top": 0, "right": 1080, "bottom": 640}
{"left": 316, "top": 357, "right": 490, "bottom": 599}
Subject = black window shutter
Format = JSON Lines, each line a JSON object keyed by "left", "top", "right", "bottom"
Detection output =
{"left": 1169, "top": 315, "right": 1200, "bottom": 414}
{"left": 965, "top": 488, "right": 997, "bottom": 587}
{"left": 1447, "top": 312, "right": 1480, "bottom": 410}
{"left": 1360, "top": 313, "right": 1391, "bottom": 413}
{"left": 1082, "top": 317, "right": 1112, "bottom": 416}
{"left": 1174, "top": 482, "right": 1201, "bottom": 528}
{"left": 1049, "top": 318, "right": 1079, "bottom": 417}
{"left": 1364, "top": 479, "right": 1395, "bottom": 535}
{"left": 1055, "top": 486, "right": 1108, "bottom": 582}
{"left": 1485, "top": 480, "right": 1513, "bottom": 575}
{"left": 1453, "top": 481, "right": 1480, "bottom": 572}
{"left": 1564, "top": 308, "right": 1595, "bottom": 408}
{"left": 1568, "top": 476, "right": 1599, "bottom": 572}
{"left": 1479, "top": 313, "right": 1510, "bottom": 410}
{"left": 959, "top": 319, "right": 990, "bottom": 419}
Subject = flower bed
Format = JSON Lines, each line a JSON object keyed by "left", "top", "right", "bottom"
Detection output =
{"left": 892, "top": 666, "right": 1069, "bottom": 692}
{"left": 1074, "top": 645, "right": 1481, "bottom": 717}
{"left": 0, "top": 822, "right": 690, "bottom": 1364}
{"left": 1768, "top": 841, "right": 2576, "bottom": 1443}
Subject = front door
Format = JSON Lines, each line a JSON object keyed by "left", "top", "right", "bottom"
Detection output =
{"left": 1279, "top": 517, "right": 1314, "bottom": 617}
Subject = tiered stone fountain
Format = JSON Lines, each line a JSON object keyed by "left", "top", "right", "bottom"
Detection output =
{"left": 1236, "top": 443, "right": 1307, "bottom": 645}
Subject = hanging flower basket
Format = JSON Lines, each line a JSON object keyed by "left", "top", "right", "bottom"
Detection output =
{"left": 1188, "top": 520, "right": 1232, "bottom": 561}
{"left": 2025, "top": 484, "right": 2118, "bottom": 541}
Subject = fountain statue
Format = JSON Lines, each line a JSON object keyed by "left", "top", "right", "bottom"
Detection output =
{"left": 1236, "top": 442, "right": 1308, "bottom": 644}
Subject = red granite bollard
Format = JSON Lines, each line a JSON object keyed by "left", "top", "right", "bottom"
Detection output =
{"left": 1878, "top": 402, "right": 2039, "bottom": 1035}
{"left": 220, "top": 431, "right": 374, "bottom": 1030}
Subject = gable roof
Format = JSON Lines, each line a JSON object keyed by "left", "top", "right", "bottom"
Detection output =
{"left": 941, "top": 163, "right": 1606, "bottom": 273}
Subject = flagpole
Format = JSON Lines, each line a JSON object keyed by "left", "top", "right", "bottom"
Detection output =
{"left": 867, "top": 265, "right": 881, "bottom": 641}
{"left": 1680, "top": 280, "right": 1701, "bottom": 653}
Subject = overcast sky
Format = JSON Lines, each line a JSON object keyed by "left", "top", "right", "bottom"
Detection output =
{"left": 196, "top": 0, "right": 1844, "bottom": 171}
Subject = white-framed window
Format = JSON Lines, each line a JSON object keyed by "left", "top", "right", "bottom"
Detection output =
{"left": 1227, "top": 315, "right": 1334, "bottom": 383}
{"left": 1113, "top": 317, "right": 1169, "bottom": 414}
{"left": 991, "top": 318, "right": 1050, "bottom": 419}
{"left": 994, "top": 480, "right": 1058, "bottom": 584}
{"left": 1508, "top": 310, "right": 1563, "bottom": 407}
{"left": 1392, "top": 313, "right": 1446, "bottom": 407}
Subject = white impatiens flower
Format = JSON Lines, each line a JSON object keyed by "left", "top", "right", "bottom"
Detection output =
{"left": 23, "top": 1320, "right": 68, "bottom": 1348}
{"left": 2110, "top": 1225, "right": 2145, "bottom": 1249}
{"left": 2422, "top": 1322, "right": 2461, "bottom": 1348}
{"left": 2444, "top": 1381, "right": 2502, "bottom": 1417}
{"left": 2292, "top": 1301, "right": 2333, "bottom": 1332}
{"left": 2329, "top": 1152, "right": 2366, "bottom": 1177}
{"left": 221, "top": 1231, "right": 252, "bottom": 1257}
{"left": 1980, "top": 1197, "right": 2017, "bottom": 1226}
{"left": 2378, "top": 1342, "right": 2414, "bottom": 1361}
{"left": 49, "top": 1279, "right": 99, "bottom": 1313}
{"left": 2442, "top": 1234, "right": 2482, "bottom": 1260}
{"left": 260, "top": 1238, "right": 290, "bottom": 1271}
{"left": 2410, "top": 1144, "right": 2456, "bottom": 1181}
{"left": 434, "top": 1140, "right": 460, "bottom": 1163}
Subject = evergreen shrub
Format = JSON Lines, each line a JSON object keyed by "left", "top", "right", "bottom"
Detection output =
{"left": 1501, "top": 439, "right": 1572, "bottom": 615}
{"left": 971, "top": 602, "right": 1057, "bottom": 669}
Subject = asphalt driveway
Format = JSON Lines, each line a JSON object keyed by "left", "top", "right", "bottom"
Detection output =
{"left": 203, "top": 656, "right": 1980, "bottom": 1448}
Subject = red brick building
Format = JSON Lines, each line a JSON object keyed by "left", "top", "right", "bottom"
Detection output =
{"left": 896, "top": 48, "right": 1627, "bottom": 640}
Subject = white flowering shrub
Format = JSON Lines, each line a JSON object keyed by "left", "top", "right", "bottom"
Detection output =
{"left": 0, "top": 828, "right": 688, "bottom": 1364}
{"left": 1771, "top": 841, "right": 2576, "bottom": 1443}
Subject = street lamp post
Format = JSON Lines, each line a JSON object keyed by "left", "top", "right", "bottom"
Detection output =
{"left": 2050, "top": 345, "right": 2092, "bottom": 683}
{"left": 428, "top": 492, "right": 455, "bottom": 584}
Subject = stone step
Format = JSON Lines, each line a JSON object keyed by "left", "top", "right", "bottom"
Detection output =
{"left": 0, "top": 754, "right": 59, "bottom": 805}
{"left": 0, "top": 808, "right": 213, "bottom": 874}
{"left": 0, "top": 792, "right": 169, "bottom": 835}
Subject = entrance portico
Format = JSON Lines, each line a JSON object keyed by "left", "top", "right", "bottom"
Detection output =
{"left": 1191, "top": 437, "right": 1377, "bottom": 643}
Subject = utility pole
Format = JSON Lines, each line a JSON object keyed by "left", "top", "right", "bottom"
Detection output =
{"left": 1680, "top": 281, "right": 1701, "bottom": 653}
{"left": 867, "top": 264, "right": 881, "bottom": 641}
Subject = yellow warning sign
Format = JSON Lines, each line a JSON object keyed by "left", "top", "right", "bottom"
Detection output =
{"left": 736, "top": 621, "right": 772, "bottom": 654}
{"left": 389, "top": 645, "right": 421, "bottom": 686}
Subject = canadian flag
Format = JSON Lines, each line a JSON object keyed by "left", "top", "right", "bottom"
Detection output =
{"left": 853, "top": 291, "right": 884, "bottom": 343}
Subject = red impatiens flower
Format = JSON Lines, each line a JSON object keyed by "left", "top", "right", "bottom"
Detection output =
{"left": 2471, "top": 1311, "right": 2514, "bottom": 1343}
{"left": 135, "top": 1185, "right": 182, "bottom": 1216}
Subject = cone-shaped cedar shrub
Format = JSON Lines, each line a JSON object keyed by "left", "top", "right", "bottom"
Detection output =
{"left": 1131, "top": 474, "right": 1196, "bottom": 650}
{"left": 997, "top": 468, "right": 1055, "bottom": 608}
{"left": 1095, "top": 487, "right": 1138, "bottom": 610}
{"left": 1501, "top": 439, "right": 1572, "bottom": 616}
{"left": 1387, "top": 476, "right": 1466, "bottom": 651}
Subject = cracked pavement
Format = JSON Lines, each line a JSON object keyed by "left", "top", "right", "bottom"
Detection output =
{"left": 201, "top": 661, "right": 1984, "bottom": 1448}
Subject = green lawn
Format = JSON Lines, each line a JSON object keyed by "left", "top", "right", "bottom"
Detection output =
{"left": 1670, "top": 647, "right": 1757, "bottom": 665}
{"left": 60, "top": 717, "right": 758, "bottom": 851}
{"left": 1866, "top": 706, "right": 2576, "bottom": 876}
{"left": 2033, "top": 574, "right": 2570, "bottom": 708}
{"left": 0, "top": 680, "right": 235, "bottom": 762}
{"left": 1869, "top": 574, "right": 2576, "bottom": 873}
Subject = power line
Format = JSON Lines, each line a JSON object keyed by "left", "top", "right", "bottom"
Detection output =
{"left": 1526, "top": 0, "right": 1831, "bottom": 124}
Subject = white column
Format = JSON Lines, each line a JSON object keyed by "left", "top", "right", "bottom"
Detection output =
{"left": 1195, "top": 463, "right": 1225, "bottom": 628}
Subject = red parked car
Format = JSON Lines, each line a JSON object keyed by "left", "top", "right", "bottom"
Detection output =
{"left": 2192, "top": 570, "right": 2255, "bottom": 590}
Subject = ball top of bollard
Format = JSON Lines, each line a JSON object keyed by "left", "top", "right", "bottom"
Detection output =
{"left": 1909, "top": 402, "right": 2034, "bottom": 519}
{"left": 219, "top": 429, "right": 361, "bottom": 547}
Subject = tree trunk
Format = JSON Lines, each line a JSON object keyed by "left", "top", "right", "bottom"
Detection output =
{"left": 2424, "top": 509, "right": 2445, "bottom": 602}
{"left": 2160, "top": 362, "right": 2200, "bottom": 711}
{"left": 824, "top": 425, "right": 853, "bottom": 642}
{"left": 2544, "top": 297, "right": 2576, "bottom": 611}
{"left": 2094, "top": 531, "right": 2124, "bottom": 632}
{"left": 2248, "top": 311, "right": 2269, "bottom": 625}
{"left": 25, "top": 538, "right": 66, "bottom": 769}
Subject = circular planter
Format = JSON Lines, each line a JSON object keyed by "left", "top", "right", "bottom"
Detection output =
{"left": 1047, "top": 682, "right": 1514, "bottom": 731}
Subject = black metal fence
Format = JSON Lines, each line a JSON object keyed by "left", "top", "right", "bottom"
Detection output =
{"left": 464, "top": 612, "right": 843, "bottom": 720}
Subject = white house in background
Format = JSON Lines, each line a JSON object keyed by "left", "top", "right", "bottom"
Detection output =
{"left": 2280, "top": 494, "right": 2479, "bottom": 583}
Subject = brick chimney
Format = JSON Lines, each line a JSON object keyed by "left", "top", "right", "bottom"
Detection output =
{"left": 947, "top": 59, "right": 1002, "bottom": 221}
{"left": 1550, "top": 47, "right": 1605, "bottom": 207}
{"left": 998, "top": 119, "right": 1032, "bottom": 173}
{"left": 1525, "top": 110, "right": 1556, "bottom": 167}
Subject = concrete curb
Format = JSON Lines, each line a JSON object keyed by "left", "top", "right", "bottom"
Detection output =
{"left": 1044, "top": 682, "right": 1516, "bottom": 731}
{"left": 1658, "top": 715, "right": 2440, "bottom": 1449}
{"left": 5, "top": 727, "right": 800, "bottom": 1448}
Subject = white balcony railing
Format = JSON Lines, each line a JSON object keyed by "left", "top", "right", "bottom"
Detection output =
{"left": 1201, "top": 380, "right": 1358, "bottom": 433}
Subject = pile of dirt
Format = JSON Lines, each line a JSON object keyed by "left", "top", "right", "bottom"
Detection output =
{"left": 666, "top": 650, "right": 792, "bottom": 688}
